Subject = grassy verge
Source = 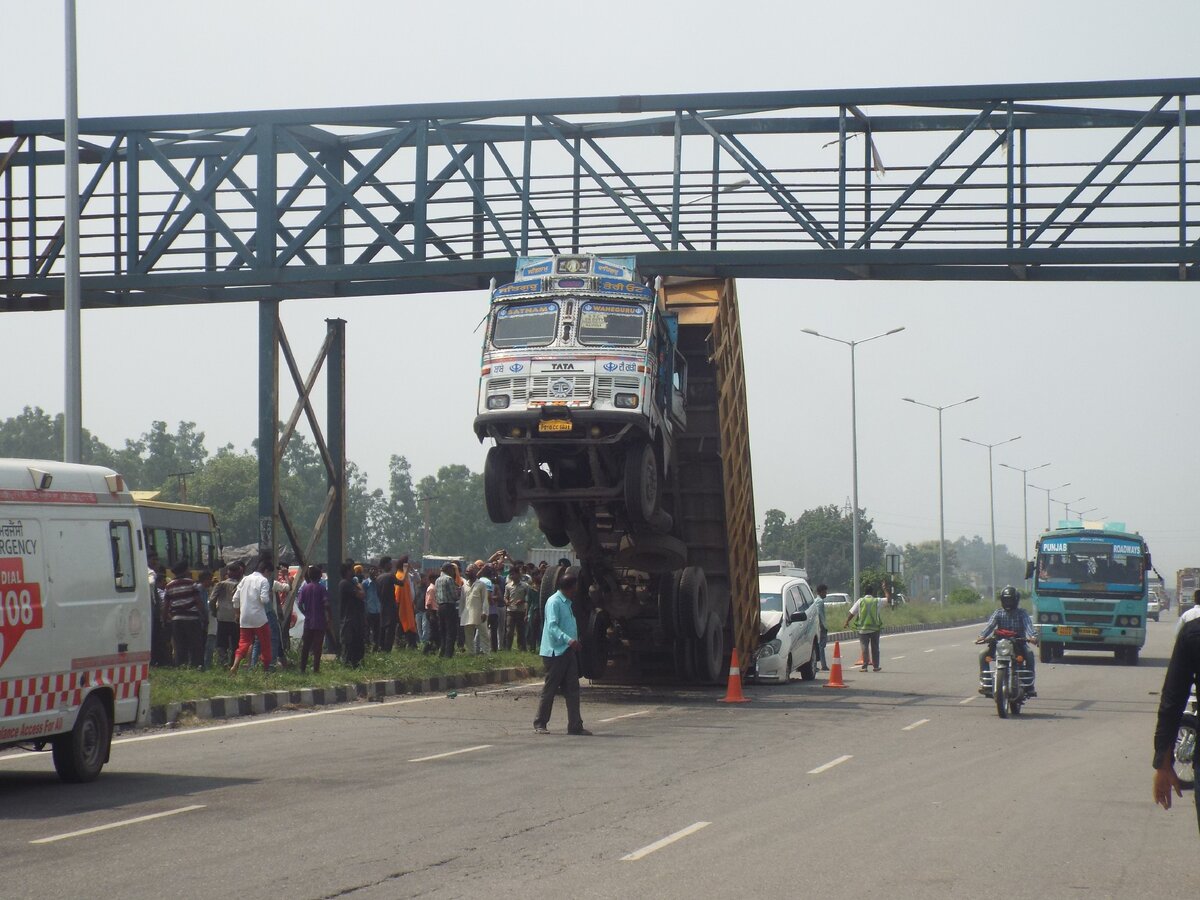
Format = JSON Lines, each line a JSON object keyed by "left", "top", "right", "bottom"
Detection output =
{"left": 150, "top": 649, "right": 542, "bottom": 707}
{"left": 830, "top": 599, "right": 993, "bottom": 631}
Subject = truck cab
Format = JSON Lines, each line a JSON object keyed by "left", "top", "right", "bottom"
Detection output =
{"left": 476, "top": 255, "right": 686, "bottom": 539}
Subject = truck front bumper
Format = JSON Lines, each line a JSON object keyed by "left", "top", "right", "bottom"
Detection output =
{"left": 1037, "top": 624, "right": 1145, "bottom": 647}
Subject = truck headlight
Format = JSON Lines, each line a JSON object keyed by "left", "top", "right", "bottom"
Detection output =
{"left": 614, "top": 393, "right": 639, "bottom": 409}
{"left": 486, "top": 395, "right": 510, "bottom": 410}
{"left": 755, "top": 639, "right": 781, "bottom": 660}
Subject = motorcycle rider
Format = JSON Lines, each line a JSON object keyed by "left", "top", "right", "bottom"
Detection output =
{"left": 976, "top": 585, "right": 1038, "bottom": 697}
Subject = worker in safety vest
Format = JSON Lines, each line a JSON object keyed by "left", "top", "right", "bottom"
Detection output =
{"left": 843, "top": 593, "right": 884, "bottom": 672}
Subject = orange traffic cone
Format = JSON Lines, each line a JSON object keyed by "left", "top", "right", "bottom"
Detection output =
{"left": 825, "top": 641, "right": 847, "bottom": 689}
{"left": 718, "top": 648, "right": 751, "bottom": 703}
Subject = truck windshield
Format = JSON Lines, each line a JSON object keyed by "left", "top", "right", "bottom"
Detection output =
{"left": 578, "top": 300, "right": 646, "bottom": 347}
{"left": 1036, "top": 538, "right": 1145, "bottom": 595}
{"left": 491, "top": 301, "right": 558, "bottom": 349}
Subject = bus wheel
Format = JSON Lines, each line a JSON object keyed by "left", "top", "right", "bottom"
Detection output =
{"left": 1124, "top": 647, "right": 1139, "bottom": 666}
{"left": 1039, "top": 643, "right": 1052, "bottom": 664}
{"left": 52, "top": 694, "right": 111, "bottom": 783}
{"left": 484, "top": 446, "right": 517, "bottom": 524}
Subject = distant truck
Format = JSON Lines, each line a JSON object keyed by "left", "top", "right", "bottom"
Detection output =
{"left": 0, "top": 459, "right": 151, "bottom": 781}
{"left": 1177, "top": 568, "right": 1200, "bottom": 617}
{"left": 475, "top": 257, "right": 758, "bottom": 681}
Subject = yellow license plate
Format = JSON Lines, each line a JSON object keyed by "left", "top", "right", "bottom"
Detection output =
{"left": 538, "top": 419, "right": 573, "bottom": 433}
{"left": 1056, "top": 626, "right": 1071, "bottom": 636}
{"left": 1078, "top": 627, "right": 1100, "bottom": 637}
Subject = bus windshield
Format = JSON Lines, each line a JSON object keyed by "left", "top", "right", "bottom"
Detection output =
{"left": 491, "top": 301, "right": 558, "bottom": 349}
{"left": 578, "top": 301, "right": 646, "bottom": 347}
{"left": 1036, "top": 537, "right": 1145, "bottom": 595}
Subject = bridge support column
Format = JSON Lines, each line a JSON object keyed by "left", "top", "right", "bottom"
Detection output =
{"left": 326, "top": 318, "right": 346, "bottom": 599}
{"left": 258, "top": 300, "right": 279, "bottom": 561}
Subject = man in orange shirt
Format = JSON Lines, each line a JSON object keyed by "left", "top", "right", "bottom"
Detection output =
{"left": 394, "top": 555, "right": 418, "bottom": 649}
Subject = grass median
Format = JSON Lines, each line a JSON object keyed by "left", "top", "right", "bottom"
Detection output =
{"left": 828, "top": 599, "right": 994, "bottom": 631}
{"left": 150, "top": 648, "right": 544, "bottom": 707}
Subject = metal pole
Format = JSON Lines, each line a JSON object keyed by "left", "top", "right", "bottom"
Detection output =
{"left": 987, "top": 444, "right": 996, "bottom": 601}
{"left": 937, "top": 407, "right": 945, "bottom": 605}
{"left": 1021, "top": 471, "right": 1029, "bottom": 580}
{"left": 850, "top": 341, "right": 860, "bottom": 602}
{"left": 63, "top": 0, "right": 82, "bottom": 463}
{"left": 258, "top": 302, "right": 279, "bottom": 561}
{"left": 327, "top": 318, "right": 346, "bottom": 604}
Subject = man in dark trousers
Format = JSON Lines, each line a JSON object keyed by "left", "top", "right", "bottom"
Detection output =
{"left": 1152, "top": 614, "right": 1200, "bottom": 834}
{"left": 164, "top": 560, "right": 206, "bottom": 667}
{"left": 374, "top": 556, "right": 397, "bottom": 651}
{"left": 339, "top": 560, "right": 367, "bottom": 667}
{"left": 533, "top": 572, "right": 591, "bottom": 736}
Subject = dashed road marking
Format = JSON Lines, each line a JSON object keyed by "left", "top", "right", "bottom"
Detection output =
{"left": 621, "top": 822, "right": 711, "bottom": 861}
{"left": 923, "top": 648, "right": 937, "bottom": 653}
{"left": 408, "top": 744, "right": 493, "bottom": 763}
{"left": 598, "top": 710, "right": 652, "bottom": 723}
{"left": 891, "top": 655, "right": 906, "bottom": 661}
{"left": 959, "top": 695, "right": 978, "bottom": 705}
{"left": 31, "top": 804, "right": 205, "bottom": 844}
{"left": 808, "top": 754, "right": 853, "bottom": 775}
{"left": 902, "top": 718, "right": 931, "bottom": 731}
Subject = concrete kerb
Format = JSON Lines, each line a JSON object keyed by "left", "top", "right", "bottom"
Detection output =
{"left": 149, "top": 666, "right": 537, "bottom": 727}
{"left": 827, "top": 616, "right": 988, "bottom": 645}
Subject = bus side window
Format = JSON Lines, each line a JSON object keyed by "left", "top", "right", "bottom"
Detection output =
{"left": 109, "top": 521, "right": 136, "bottom": 592}
{"left": 199, "top": 532, "right": 214, "bottom": 568}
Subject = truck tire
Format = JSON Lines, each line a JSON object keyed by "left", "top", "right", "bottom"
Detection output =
{"left": 52, "top": 693, "right": 111, "bottom": 783}
{"left": 697, "top": 612, "right": 724, "bottom": 684}
{"left": 623, "top": 442, "right": 659, "bottom": 525}
{"left": 677, "top": 566, "right": 709, "bottom": 640}
{"left": 657, "top": 572, "right": 678, "bottom": 641}
{"left": 615, "top": 532, "right": 686, "bottom": 573}
{"left": 484, "top": 446, "right": 517, "bottom": 524}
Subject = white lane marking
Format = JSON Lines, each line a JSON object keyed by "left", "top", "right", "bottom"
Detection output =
{"left": 923, "top": 648, "right": 936, "bottom": 653}
{"left": 891, "top": 655, "right": 906, "bottom": 661}
{"left": 808, "top": 754, "right": 853, "bottom": 775}
{"left": 475, "top": 683, "right": 541, "bottom": 695}
{"left": 621, "top": 821, "right": 711, "bottom": 861}
{"left": 949, "top": 644, "right": 960, "bottom": 648}
{"left": 902, "top": 718, "right": 931, "bottom": 731}
{"left": 408, "top": 744, "right": 493, "bottom": 763}
{"left": 598, "top": 710, "right": 651, "bottom": 723}
{"left": 31, "top": 804, "right": 205, "bottom": 844}
{"left": 959, "top": 695, "right": 978, "bottom": 705}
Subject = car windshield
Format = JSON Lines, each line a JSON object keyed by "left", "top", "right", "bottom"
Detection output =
{"left": 759, "top": 592, "right": 783, "bottom": 613}
{"left": 1036, "top": 537, "right": 1145, "bottom": 595}
{"left": 577, "top": 300, "right": 646, "bottom": 347}
{"left": 491, "top": 301, "right": 558, "bottom": 349}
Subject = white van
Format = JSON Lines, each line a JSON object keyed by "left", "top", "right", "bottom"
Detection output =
{"left": 0, "top": 459, "right": 151, "bottom": 781}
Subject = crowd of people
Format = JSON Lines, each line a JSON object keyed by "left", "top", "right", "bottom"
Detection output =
{"left": 147, "top": 549, "right": 565, "bottom": 673}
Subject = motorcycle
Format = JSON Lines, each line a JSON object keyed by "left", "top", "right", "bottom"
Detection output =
{"left": 977, "top": 628, "right": 1037, "bottom": 719}
{"left": 1175, "top": 689, "right": 1198, "bottom": 786}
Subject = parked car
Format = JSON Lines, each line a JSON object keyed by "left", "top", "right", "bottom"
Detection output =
{"left": 753, "top": 574, "right": 822, "bottom": 683}
{"left": 1147, "top": 591, "right": 1161, "bottom": 622}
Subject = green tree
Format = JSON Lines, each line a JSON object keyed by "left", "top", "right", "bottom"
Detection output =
{"left": 902, "top": 539, "right": 960, "bottom": 598}
{"left": 189, "top": 449, "right": 259, "bottom": 545}
{"left": 758, "top": 504, "right": 885, "bottom": 591}
{"left": 417, "top": 464, "right": 539, "bottom": 561}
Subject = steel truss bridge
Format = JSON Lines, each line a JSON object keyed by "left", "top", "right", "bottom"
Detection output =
{"left": 1, "top": 78, "right": 1197, "bottom": 593}
{"left": 2, "top": 77, "right": 1199, "bottom": 312}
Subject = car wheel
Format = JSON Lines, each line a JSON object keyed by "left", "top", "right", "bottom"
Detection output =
{"left": 783, "top": 653, "right": 792, "bottom": 684}
{"left": 798, "top": 641, "right": 818, "bottom": 680}
{"left": 52, "top": 693, "right": 111, "bottom": 783}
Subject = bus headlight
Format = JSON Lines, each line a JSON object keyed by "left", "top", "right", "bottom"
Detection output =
{"left": 1128, "top": 616, "right": 1141, "bottom": 627}
{"left": 614, "top": 393, "right": 639, "bottom": 409}
{"left": 486, "top": 395, "right": 510, "bottom": 410}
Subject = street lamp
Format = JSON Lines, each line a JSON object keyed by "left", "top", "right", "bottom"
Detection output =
{"left": 998, "top": 461, "right": 1050, "bottom": 580}
{"left": 1061, "top": 496, "right": 1087, "bottom": 522}
{"left": 1076, "top": 506, "right": 1098, "bottom": 523}
{"left": 802, "top": 325, "right": 906, "bottom": 602}
{"left": 961, "top": 434, "right": 1021, "bottom": 601}
{"left": 1029, "top": 481, "right": 1070, "bottom": 530}
{"left": 902, "top": 395, "right": 979, "bottom": 604}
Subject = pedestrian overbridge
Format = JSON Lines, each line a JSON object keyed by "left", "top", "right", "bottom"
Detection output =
{"left": 2, "top": 77, "right": 1198, "bottom": 312}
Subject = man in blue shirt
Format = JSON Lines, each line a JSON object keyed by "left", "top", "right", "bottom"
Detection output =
{"left": 534, "top": 572, "right": 591, "bottom": 736}
{"left": 976, "top": 585, "right": 1038, "bottom": 696}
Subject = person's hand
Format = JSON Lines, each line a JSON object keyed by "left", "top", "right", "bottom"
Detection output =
{"left": 1028, "top": 635, "right": 1039, "bottom": 645}
{"left": 974, "top": 637, "right": 986, "bottom": 645}
{"left": 568, "top": 638, "right": 581, "bottom": 650}
{"left": 1153, "top": 766, "right": 1183, "bottom": 810}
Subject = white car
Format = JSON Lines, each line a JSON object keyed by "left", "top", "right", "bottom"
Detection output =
{"left": 1147, "top": 592, "right": 1161, "bottom": 622}
{"left": 754, "top": 574, "right": 822, "bottom": 683}
{"left": 823, "top": 591, "right": 850, "bottom": 609}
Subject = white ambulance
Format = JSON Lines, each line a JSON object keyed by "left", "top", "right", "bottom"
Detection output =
{"left": 0, "top": 459, "right": 151, "bottom": 781}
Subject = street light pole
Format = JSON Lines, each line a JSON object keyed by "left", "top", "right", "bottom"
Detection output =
{"left": 902, "top": 395, "right": 979, "bottom": 604}
{"left": 1062, "top": 496, "right": 1087, "bottom": 522}
{"left": 961, "top": 435, "right": 1021, "bottom": 601}
{"left": 802, "top": 325, "right": 905, "bottom": 602}
{"left": 63, "top": 0, "right": 82, "bottom": 463}
{"left": 998, "top": 461, "right": 1050, "bottom": 584}
{"left": 1029, "top": 481, "right": 1070, "bottom": 531}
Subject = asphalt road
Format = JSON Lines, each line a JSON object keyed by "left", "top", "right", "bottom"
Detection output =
{"left": 1, "top": 618, "right": 1195, "bottom": 899}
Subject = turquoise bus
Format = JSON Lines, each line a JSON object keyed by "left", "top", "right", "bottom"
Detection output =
{"left": 1028, "top": 525, "right": 1151, "bottom": 666}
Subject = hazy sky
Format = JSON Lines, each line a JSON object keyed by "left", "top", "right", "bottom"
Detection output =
{"left": 3, "top": 1, "right": 1198, "bottom": 581}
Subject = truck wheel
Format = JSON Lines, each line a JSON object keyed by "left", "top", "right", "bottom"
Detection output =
{"left": 624, "top": 442, "right": 659, "bottom": 524}
{"left": 657, "top": 572, "right": 678, "bottom": 641}
{"left": 697, "top": 612, "right": 724, "bottom": 684}
{"left": 1039, "top": 642, "right": 1052, "bottom": 664}
{"left": 484, "top": 446, "right": 517, "bottom": 524}
{"left": 52, "top": 693, "right": 111, "bottom": 783}
{"left": 580, "top": 610, "right": 610, "bottom": 679}
{"left": 677, "top": 566, "right": 709, "bottom": 640}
